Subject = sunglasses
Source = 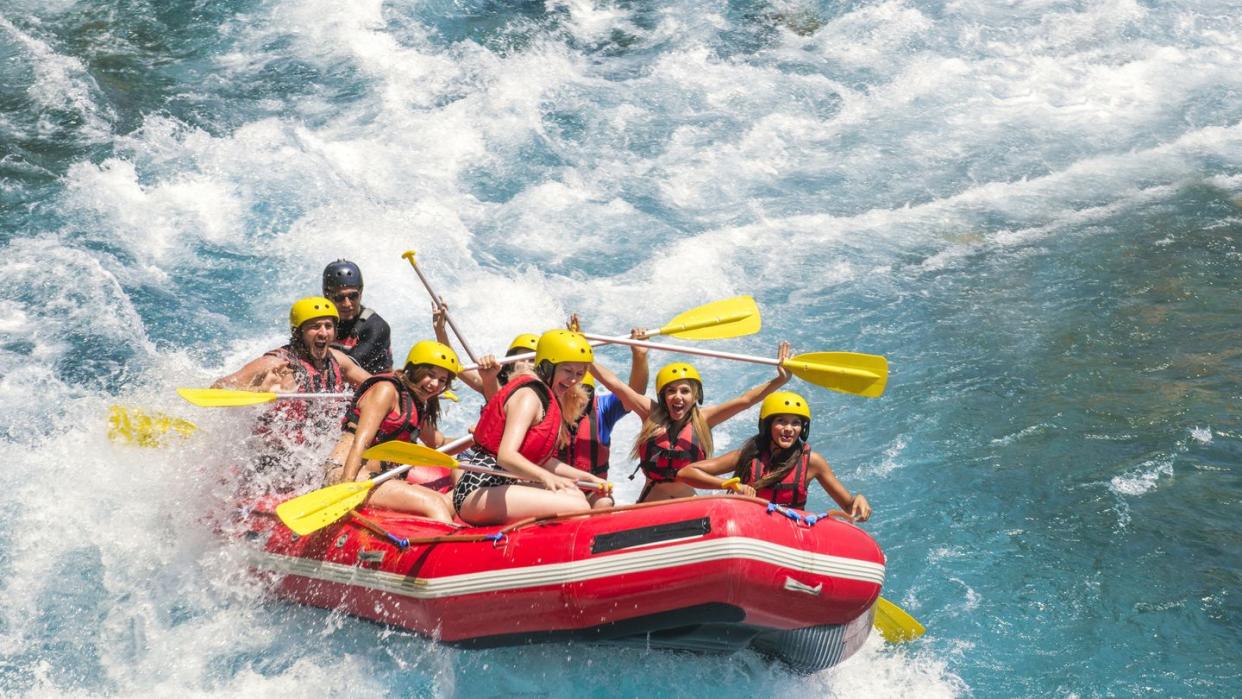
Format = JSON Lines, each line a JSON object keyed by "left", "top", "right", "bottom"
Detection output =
{"left": 330, "top": 291, "right": 360, "bottom": 303}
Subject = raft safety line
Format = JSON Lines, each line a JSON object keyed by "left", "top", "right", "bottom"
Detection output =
{"left": 253, "top": 536, "right": 885, "bottom": 600}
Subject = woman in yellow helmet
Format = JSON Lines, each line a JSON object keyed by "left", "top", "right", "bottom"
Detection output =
{"left": 212, "top": 297, "right": 371, "bottom": 470}
{"left": 591, "top": 342, "right": 792, "bottom": 502}
{"left": 676, "top": 391, "right": 871, "bottom": 520}
{"left": 452, "top": 330, "right": 608, "bottom": 525}
{"left": 323, "top": 340, "right": 464, "bottom": 523}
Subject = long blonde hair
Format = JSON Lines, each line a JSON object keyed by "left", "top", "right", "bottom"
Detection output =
{"left": 535, "top": 361, "right": 590, "bottom": 448}
{"left": 630, "top": 383, "right": 714, "bottom": 459}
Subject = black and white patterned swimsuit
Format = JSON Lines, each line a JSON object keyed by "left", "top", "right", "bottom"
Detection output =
{"left": 452, "top": 447, "right": 515, "bottom": 511}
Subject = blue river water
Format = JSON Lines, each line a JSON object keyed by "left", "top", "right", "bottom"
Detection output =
{"left": 2, "top": 1, "right": 1240, "bottom": 696}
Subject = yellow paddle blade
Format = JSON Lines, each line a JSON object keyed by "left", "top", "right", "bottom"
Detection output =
{"left": 275, "top": 481, "right": 375, "bottom": 536}
{"left": 107, "top": 405, "right": 198, "bottom": 447}
{"left": 874, "top": 596, "right": 925, "bottom": 643}
{"left": 361, "top": 440, "right": 459, "bottom": 469}
{"left": 657, "top": 296, "right": 761, "bottom": 340}
{"left": 441, "top": 390, "right": 460, "bottom": 403}
{"left": 783, "top": 351, "right": 888, "bottom": 398}
{"left": 177, "top": 387, "right": 279, "bottom": 407}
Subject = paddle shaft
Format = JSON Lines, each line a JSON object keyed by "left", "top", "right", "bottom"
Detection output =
{"left": 582, "top": 333, "right": 882, "bottom": 380}
{"left": 403, "top": 251, "right": 479, "bottom": 363}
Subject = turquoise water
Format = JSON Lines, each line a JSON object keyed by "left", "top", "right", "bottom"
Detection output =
{"left": 2, "top": 1, "right": 1240, "bottom": 696}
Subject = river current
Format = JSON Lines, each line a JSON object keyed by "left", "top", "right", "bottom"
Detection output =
{"left": 1, "top": 1, "right": 1240, "bottom": 696}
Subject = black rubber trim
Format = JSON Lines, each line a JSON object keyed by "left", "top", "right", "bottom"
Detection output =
{"left": 590, "top": 517, "right": 711, "bottom": 554}
{"left": 446, "top": 602, "right": 749, "bottom": 650}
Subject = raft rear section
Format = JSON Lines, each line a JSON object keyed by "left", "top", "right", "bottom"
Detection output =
{"left": 246, "top": 496, "right": 885, "bottom": 673}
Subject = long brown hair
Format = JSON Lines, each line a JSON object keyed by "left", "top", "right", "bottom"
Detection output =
{"left": 630, "top": 383, "right": 713, "bottom": 459}
{"left": 734, "top": 418, "right": 807, "bottom": 490}
{"left": 400, "top": 363, "right": 452, "bottom": 429}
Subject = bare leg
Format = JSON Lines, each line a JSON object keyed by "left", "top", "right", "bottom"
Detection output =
{"left": 589, "top": 493, "right": 615, "bottom": 510}
{"left": 366, "top": 480, "right": 455, "bottom": 523}
{"left": 458, "top": 484, "right": 591, "bottom": 526}
{"left": 639, "top": 481, "right": 695, "bottom": 502}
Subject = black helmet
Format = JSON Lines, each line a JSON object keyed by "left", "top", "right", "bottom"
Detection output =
{"left": 322, "top": 259, "right": 363, "bottom": 293}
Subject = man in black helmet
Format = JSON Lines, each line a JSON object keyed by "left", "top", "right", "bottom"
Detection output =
{"left": 322, "top": 259, "right": 393, "bottom": 374}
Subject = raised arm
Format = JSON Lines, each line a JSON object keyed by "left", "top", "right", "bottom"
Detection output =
{"left": 626, "top": 329, "right": 651, "bottom": 395}
{"left": 590, "top": 360, "right": 654, "bottom": 419}
{"left": 701, "top": 341, "right": 792, "bottom": 427}
{"left": 432, "top": 303, "right": 485, "bottom": 394}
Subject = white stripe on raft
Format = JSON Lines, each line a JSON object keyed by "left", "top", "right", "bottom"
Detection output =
{"left": 253, "top": 536, "right": 886, "bottom": 600}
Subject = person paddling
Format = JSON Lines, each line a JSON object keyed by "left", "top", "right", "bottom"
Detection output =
{"left": 590, "top": 342, "right": 792, "bottom": 502}
{"left": 323, "top": 341, "right": 463, "bottom": 523}
{"left": 676, "top": 391, "right": 871, "bottom": 520}
{"left": 323, "top": 259, "right": 393, "bottom": 374}
{"left": 212, "top": 297, "right": 370, "bottom": 482}
{"left": 452, "top": 330, "right": 608, "bottom": 525}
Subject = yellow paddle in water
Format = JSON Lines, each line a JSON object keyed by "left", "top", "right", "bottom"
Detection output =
{"left": 874, "top": 596, "right": 926, "bottom": 642}
{"left": 580, "top": 335, "right": 888, "bottom": 398}
{"left": 176, "top": 387, "right": 353, "bottom": 408}
{"left": 107, "top": 405, "right": 198, "bottom": 447}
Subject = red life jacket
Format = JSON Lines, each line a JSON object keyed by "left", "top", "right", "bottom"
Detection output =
{"left": 745, "top": 444, "right": 811, "bottom": 509}
{"left": 636, "top": 419, "right": 703, "bottom": 483}
{"left": 559, "top": 398, "right": 608, "bottom": 477}
{"left": 472, "top": 375, "right": 561, "bottom": 465}
{"left": 254, "top": 344, "right": 347, "bottom": 443}
{"left": 343, "top": 374, "right": 424, "bottom": 446}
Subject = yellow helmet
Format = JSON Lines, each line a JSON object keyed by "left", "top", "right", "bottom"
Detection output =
{"left": 759, "top": 391, "right": 811, "bottom": 441}
{"left": 760, "top": 391, "right": 811, "bottom": 421}
{"left": 655, "top": 362, "right": 703, "bottom": 401}
{"left": 581, "top": 372, "right": 595, "bottom": 388}
{"left": 507, "top": 333, "right": 540, "bottom": 355}
{"left": 534, "top": 330, "right": 593, "bottom": 365}
{"left": 404, "top": 340, "right": 461, "bottom": 376}
{"left": 289, "top": 296, "right": 339, "bottom": 329}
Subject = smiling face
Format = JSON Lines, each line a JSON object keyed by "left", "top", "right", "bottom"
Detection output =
{"left": 661, "top": 380, "right": 698, "bottom": 421}
{"left": 411, "top": 365, "right": 452, "bottom": 401}
{"left": 550, "top": 361, "right": 588, "bottom": 397}
{"left": 768, "top": 414, "right": 805, "bottom": 449}
{"left": 298, "top": 317, "right": 337, "bottom": 361}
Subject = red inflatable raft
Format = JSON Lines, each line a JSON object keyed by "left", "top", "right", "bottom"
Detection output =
{"left": 243, "top": 494, "right": 885, "bottom": 673}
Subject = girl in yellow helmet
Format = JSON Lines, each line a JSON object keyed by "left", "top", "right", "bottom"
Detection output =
{"left": 676, "top": 391, "right": 871, "bottom": 520}
{"left": 323, "top": 340, "right": 464, "bottom": 523}
{"left": 591, "top": 342, "right": 793, "bottom": 502}
{"left": 452, "top": 330, "right": 608, "bottom": 525}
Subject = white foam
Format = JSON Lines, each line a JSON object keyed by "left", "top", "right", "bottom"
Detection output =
{"left": 0, "top": 15, "right": 114, "bottom": 143}
{"left": 1108, "top": 455, "right": 1175, "bottom": 496}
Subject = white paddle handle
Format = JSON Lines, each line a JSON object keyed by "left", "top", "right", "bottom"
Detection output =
{"left": 580, "top": 333, "right": 778, "bottom": 367}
